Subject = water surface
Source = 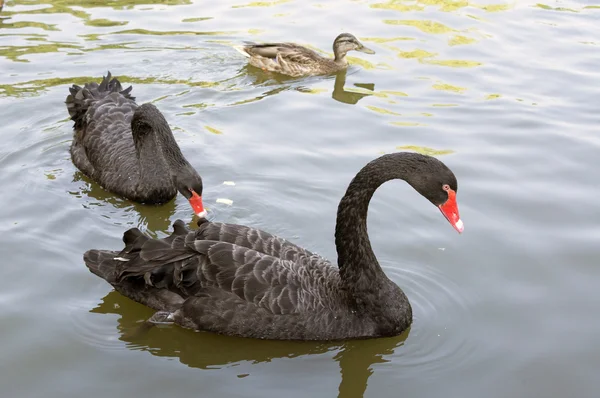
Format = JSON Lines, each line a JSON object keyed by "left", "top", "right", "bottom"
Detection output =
{"left": 1, "top": 1, "right": 599, "bottom": 397}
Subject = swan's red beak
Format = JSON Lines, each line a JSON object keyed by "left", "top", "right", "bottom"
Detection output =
{"left": 189, "top": 189, "right": 207, "bottom": 218}
{"left": 438, "top": 189, "right": 463, "bottom": 234}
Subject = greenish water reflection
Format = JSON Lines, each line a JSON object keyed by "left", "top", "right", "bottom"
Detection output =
{"left": 94, "top": 290, "right": 408, "bottom": 397}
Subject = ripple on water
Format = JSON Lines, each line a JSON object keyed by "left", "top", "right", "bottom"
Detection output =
{"left": 382, "top": 260, "right": 478, "bottom": 378}
{"left": 66, "top": 298, "right": 134, "bottom": 352}
{"left": 66, "top": 257, "right": 476, "bottom": 366}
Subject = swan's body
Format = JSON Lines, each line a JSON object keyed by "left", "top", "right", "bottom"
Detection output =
{"left": 236, "top": 33, "right": 375, "bottom": 77}
{"left": 84, "top": 153, "right": 463, "bottom": 341}
{"left": 66, "top": 72, "right": 205, "bottom": 216}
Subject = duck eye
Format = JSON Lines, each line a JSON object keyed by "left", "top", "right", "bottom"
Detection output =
{"left": 442, "top": 184, "right": 450, "bottom": 191}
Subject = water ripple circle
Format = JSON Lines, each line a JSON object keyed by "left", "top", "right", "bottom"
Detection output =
{"left": 66, "top": 298, "right": 130, "bottom": 352}
{"left": 382, "top": 259, "right": 479, "bottom": 377}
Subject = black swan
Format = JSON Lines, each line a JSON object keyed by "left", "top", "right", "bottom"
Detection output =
{"left": 84, "top": 152, "right": 463, "bottom": 340}
{"left": 66, "top": 72, "right": 206, "bottom": 217}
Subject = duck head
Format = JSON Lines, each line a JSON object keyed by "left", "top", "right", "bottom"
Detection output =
{"left": 333, "top": 33, "right": 375, "bottom": 62}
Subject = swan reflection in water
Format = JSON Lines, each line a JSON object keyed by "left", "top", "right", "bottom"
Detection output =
{"left": 92, "top": 290, "right": 408, "bottom": 397}
{"left": 71, "top": 171, "right": 190, "bottom": 234}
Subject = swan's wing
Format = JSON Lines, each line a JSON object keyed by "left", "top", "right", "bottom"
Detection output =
{"left": 105, "top": 220, "right": 339, "bottom": 315}
{"left": 177, "top": 286, "right": 291, "bottom": 336}
{"left": 176, "top": 287, "right": 364, "bottom": 340}
{"left": 195, "top": 220, "right": 324, "bottom": 263}
{"left": 80, "top": 92, "right": 138, "bottom": 174}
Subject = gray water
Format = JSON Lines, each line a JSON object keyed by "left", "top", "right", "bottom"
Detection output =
{"left": 1, "top": 1, "right": 599, "bottom": 397}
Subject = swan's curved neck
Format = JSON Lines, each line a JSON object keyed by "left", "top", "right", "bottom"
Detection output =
{"left": 154, "top": 125, "right": 190, "bottom": 170}
{"left": 133, "top": 132, "right": 173, "bottom": 200}
{"left": 133, "top": 119, "right": 192, "bottom": 179}
{"left": 334, "top": 155, "right": 410, "bottom": 291}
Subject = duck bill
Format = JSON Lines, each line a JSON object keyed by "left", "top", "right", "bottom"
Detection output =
{"left": 438, "top": 189, "right": 464, "bottom": 234}
{"left": 357, "top": 45, "right": 375, "bottom": 55}
{"left": 189, "top": 190, "right": 207, "bottom": 218}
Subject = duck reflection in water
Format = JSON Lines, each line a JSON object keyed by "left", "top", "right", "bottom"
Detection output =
{"left": 331, "top": 69, "right": 375, "bottom": 105}
{"left": 242, "top": 66, "right": 374, "bottom": 105}
{"left": 92, "top": 290, "right": 408, "bottom": 397}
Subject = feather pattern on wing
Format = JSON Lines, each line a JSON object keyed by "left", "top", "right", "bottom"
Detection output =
{"left": 84, "top": 220, "right": 374, "bottom": 340}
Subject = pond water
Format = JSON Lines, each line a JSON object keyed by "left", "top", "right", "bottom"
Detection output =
{"left": 1, "top": 1, "right": 599, "bottom": 397}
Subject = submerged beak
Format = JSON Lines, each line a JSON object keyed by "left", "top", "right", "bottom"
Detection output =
{"left": 357, "top": 44, "right": 375, "bottom": 54}
{"left": 438, "top": 189, "right": 464, "bottom": 234}
{"left": 189, "top": 189, "right": 207, "bottom": 218}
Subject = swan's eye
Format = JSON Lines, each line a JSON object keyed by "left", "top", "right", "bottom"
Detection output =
{"left": 442, "top": 184, "right": 450, "bottom": 191}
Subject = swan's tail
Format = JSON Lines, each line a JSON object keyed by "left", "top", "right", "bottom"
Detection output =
{"left": 83, "top": 226, "right": 153, "bottom": 285}
{"left": 66, "top": 71, "right": 135, "bottom": 130}
{"left": 84, "top": 220, "right": 193, "bottom": 286}
{"left": 84, "top": 223, "right": 193, "bottom": 313}
{"left": 83, "top": 249, "right": 121, "bottom": 285}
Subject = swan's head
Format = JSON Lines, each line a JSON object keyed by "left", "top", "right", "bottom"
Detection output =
{"left": 404, "top": 154, "right": 463, "bottom": 234}
{"left": 333, "top": 33, "right": 375, "bottom": 60}
{"left": 132, "top": 104, "right": 207, "bottom": 218}
{"left": 175, "top": 167, "right": 206, "bottom": 218}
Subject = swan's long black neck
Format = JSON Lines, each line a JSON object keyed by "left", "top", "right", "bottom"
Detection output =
{"left": 132, "top": 104, "right": 192, "bottom": 173}
{"left": 155, "top": 125, "right": 191, "bottom": 170}
{"left": 133, "top": 131, "right": 174, "bottom": 203}
{"left": 334, "top": 154, "right": 415, "bottom": 292}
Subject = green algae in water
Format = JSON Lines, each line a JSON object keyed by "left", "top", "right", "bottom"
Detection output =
{"left": 448, "top": 35, "right": 477, "bottom": 46}
{"left": 432, "top": 83, "right": 467, "bottom": 93}
{"left": 384, "top": 19, "right": 455, "bottom": 34}
{"left": 232, "top": 0, "right": 290, "bottom": 8}
{"left": 0, "top": 75, "right": 222, "bottom": 98}
{"left": 85, "top": 19, "right": 128, "bottom": 27}
{"left": 396, "top": 145, "right": 454, "bottom": 156}
{"left": 367, "top": 106, "right": 402, "bottom": 116}
{"left": 205, "top": 126, "right": 223, "bottom": 135}
{"left": 182, "top": 17, "right": 213, "bottom": 22}
{"left": 424, "top": 59, "right": 482, "bottom": 68}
